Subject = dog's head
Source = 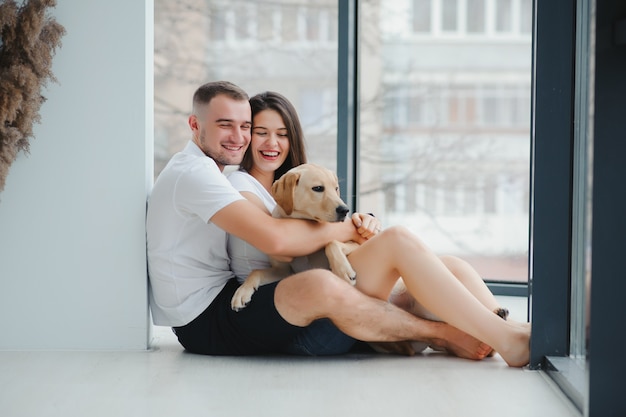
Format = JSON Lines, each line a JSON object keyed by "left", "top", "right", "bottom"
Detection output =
{"left": 271, "top": 164, "right": 349, "bottom": 222}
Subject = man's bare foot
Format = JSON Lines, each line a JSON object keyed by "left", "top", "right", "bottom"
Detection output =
{"left": 432, "top": 323, "right": 492, "bottom": 360}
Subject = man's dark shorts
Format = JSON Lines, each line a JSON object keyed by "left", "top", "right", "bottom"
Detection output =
{"left": 172, "top": 278, "right": 356, "bottom": 356}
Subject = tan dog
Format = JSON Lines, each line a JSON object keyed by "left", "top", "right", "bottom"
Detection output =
{"left": 231, "top": 164, "right": 359, "bottom": 311}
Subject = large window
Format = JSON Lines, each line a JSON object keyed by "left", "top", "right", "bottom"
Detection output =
{"left": 360, "top": 0, "right": 532, "bottom": 282}
{"left": 155, "top": 0, "right": 532, "bottom": 284}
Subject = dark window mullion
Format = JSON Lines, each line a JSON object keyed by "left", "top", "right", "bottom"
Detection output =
{"left": 528, "top": 0, "right": 576, "bottom": 368}
{"left": 337, "top": 0, "right": 359, "bottom": 211}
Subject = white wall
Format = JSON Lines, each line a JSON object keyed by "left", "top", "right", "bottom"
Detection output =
{"left": 0, "top": 0, "right": 153, "bottom": 350}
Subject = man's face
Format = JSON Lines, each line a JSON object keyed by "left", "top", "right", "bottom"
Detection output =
{"left": 189, "top": 94, "right": 252, "bottom": 171}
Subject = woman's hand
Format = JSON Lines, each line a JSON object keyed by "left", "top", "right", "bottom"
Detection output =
{"left": 351, "top": 212, "right": 382, "bottom": 240}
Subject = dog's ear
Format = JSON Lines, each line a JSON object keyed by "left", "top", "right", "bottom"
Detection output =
{"left": 272, "top": 171, "right": 300, "bottom": 215}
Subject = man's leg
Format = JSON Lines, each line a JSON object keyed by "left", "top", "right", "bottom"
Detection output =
{"left": 175, "top": 278, "right": 303, "bottom": 355}
{"left": 283, "top": 318, "right": 356, "bottom": 356}
{"left": 274, "top": 269, "right": 492, "bottom": 361}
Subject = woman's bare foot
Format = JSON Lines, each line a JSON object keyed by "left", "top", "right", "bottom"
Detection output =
{"left": 488, "top": 307, "right": 510, "bottom": 357}
{"left": 508, "top": 320, "right": 532, "bottom": 330}
{"left": 497, "top": 324, "right": 531, "bottom": 367}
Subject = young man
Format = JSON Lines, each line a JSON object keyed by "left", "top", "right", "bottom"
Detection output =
{"left": 146, "top": 81, "right": 492, "bottom": 359}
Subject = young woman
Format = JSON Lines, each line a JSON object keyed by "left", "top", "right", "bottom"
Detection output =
{"left": 227, "top": 91, "right": 530, "bottom": 366}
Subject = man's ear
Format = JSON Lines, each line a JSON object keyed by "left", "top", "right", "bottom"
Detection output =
{"left": 272, "top": 171, "right": 300, "bottom": 216}
{"left": 188, "top": 114, "right": 199, "bottom": 133}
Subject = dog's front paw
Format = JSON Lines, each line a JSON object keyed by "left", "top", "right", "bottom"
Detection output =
{"left": 494, "top": 307, "right": 510, "bottom": 320}
{"left": 231, "top": 285, "right": 256, "bottom": 311}
{"left": 332, "top": 264, "right": 357, "bottom": 285}
{"left": 483, "top": 307, "right": 511, "bottom": 357}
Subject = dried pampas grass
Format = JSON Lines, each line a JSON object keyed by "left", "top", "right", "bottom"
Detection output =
{"left": 0, "top": 0, "right": 65, "bottom": 194}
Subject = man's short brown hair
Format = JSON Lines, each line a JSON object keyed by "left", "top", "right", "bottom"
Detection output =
{"left": 192, "top": 81, "right": 249, "bottom": 116}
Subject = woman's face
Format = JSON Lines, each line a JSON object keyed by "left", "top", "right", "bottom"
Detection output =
{"left": 249, "top": 109, "right": 290, "bottom": 176}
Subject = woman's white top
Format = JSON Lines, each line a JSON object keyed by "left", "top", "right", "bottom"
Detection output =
{"left": 226, "top": 170, "right": 276, "bottom": 282}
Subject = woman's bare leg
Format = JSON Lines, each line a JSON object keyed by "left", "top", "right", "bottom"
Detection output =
{"left": 439, "top": 255, "right": 502, "bottom": 312}
{"left": 388, "top": 255, "right": 507, "bottom": 356}
{"left": 348, "top": 226, "right": 530, "bottom": 367}
{"left": 388, "top": 255, "right": 503, "bottom": 321}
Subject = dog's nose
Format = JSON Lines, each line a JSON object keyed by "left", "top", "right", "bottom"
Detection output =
{"left": 336, "top": 205, "right": 349, "bottom": 219}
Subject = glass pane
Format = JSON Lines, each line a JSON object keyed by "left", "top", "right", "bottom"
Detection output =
{"left": 520, "top": 0, "right": 532, "bottom": 34}
{"left": 154, "top": 0, "right": 338, "bottom": 177}
{"left": 359, "top": 0, "right": 532, "bottom": 282}
{"left": 412, "top": 0, "right": 432, "bottom": 33}
{"left": 467, "top": 0, "right": 486, "bottom": 33}
{"left": 495, "top": 0, "right": 513, "bottom": 32}
{"left": 570, "top": 0, "right": 595, "bottom": 360}
{"left": 442, "top": 0, "right": 458, "bottom": 32}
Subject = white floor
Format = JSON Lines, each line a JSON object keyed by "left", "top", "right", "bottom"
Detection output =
{"left": 0, "top": 296, "right": 580, "bottom": 417}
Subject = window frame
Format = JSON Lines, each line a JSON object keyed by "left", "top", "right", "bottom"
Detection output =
{"left": 528, "top": 0, "right": 626, "bottom": 414}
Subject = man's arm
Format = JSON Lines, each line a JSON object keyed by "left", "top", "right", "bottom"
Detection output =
{"left": 211, "top": 199, "right": 362, "bottom": 257}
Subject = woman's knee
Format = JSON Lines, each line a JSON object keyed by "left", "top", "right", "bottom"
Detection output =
{"left": 378, "top": 226, "right": 430, "bottom": 254}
